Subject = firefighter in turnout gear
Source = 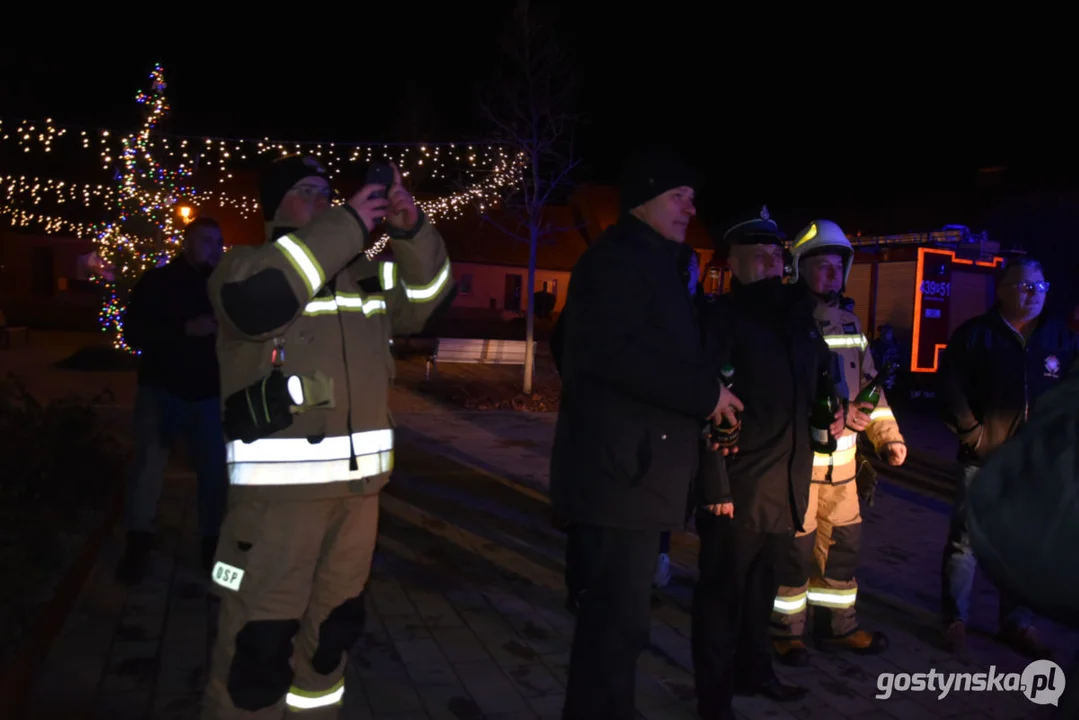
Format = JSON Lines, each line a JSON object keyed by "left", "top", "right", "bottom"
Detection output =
{"left": 201, "top": 155, "right": 454, "bottom": 719}
{"left": 771, "top": 219, "right": 906, "bottom": 666}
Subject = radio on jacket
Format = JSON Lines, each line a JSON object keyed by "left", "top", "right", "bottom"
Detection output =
{"left": 222, "top": 364, "right": 335, "bottom": 444}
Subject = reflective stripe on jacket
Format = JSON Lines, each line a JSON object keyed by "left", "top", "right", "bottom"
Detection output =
{"left": 813, "top": 302, "right": 903, "bottom": 482}
{"left": 209, "top": 208, "right": 453, "bottom": 497}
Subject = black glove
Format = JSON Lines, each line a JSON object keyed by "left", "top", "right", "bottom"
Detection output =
{"left": 223, "top": 369, "right": 294, "bottom": 443}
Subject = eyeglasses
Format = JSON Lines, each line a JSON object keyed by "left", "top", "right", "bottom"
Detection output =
{"left": 1012, "top": 281, "right": 1050, "bottom": 294}
{"left": 290, "top": 184, "right": 332, "bottom": 201}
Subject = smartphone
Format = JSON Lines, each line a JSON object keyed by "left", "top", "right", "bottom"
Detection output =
{"left": 365, "top": 162, "right": 394, "bottom": 200}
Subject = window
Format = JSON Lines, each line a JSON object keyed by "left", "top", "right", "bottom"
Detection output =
{"left": 459, "top": 273, "right": 473, "bottom": 295}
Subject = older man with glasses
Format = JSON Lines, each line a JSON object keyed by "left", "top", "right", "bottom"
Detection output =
{"left": 937, "top": 255, "right": 1079, "bottom": 658}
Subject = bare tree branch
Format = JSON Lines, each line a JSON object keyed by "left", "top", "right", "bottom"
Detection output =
{"left": 477, "top": 212, "right": 528, "bottom": 244}
{"left": 466, "top": 0, "right": 582, "bottom": 394}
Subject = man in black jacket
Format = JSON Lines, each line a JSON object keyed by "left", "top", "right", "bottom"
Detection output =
{"left": 692, "top": 208, "right": 843, "bottom": 720}
{"left": 966, "top": 357, "right": 1079, "bottom": 715}
{"left": 550, "top": 148, "right": 742, "bottom": 720}
{"left": 938, "top": 256, "right": 1079, "bottom": 656}
{"left": 116, "top": 217, "right": 228, "bottom": 584}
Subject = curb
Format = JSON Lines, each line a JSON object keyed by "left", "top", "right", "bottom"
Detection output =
{"left": 0, "top": 478, "right": 125, "bottom": 719}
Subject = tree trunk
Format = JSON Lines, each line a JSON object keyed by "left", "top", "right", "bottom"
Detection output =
{"left": 524, "top": 223, "right": 538, "bottom": 394}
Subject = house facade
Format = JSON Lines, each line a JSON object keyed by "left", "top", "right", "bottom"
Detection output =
{"left": 0, "top": 230, "right": 101, "bottom": 329}
{"left": 0, "top": 183, "right": 718, "bottom": 330}
{"left": 435, "top": 184, "right": 715, "bottom": 321}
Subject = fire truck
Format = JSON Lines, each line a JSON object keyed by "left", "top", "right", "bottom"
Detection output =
{"left": 702, "top": 225, "right": 1005, "bottom": 401}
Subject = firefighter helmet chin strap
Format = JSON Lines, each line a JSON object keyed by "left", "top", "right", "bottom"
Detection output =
{"left": 795, "top": 272, "right": 841, "bottom": 304}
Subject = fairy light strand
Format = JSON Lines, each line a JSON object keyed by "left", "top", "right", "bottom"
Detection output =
{"left": 0, "top": 65, "right": 523, "bottom": 353}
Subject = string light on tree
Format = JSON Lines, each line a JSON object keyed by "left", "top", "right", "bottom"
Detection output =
{"left": 0, "top": 63, "right": 527, "bottom": 352}
{"left": 0, "top": 204, "right": 98, "bottom": 236}
{"left": 92, "top": 63, "right": 194, "bottom": 353}
{"left": 0, "top": 116, "right": 517, "bottom": 216}
{"left": 0, "top": 174, "right": 260, "bottom": 218}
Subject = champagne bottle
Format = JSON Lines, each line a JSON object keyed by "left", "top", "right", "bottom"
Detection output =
{"left": 853, "top": 361, "right": 897, "bottom": 410}
{"left": 717, "top": 365, "right": 736, "bottom": 429}
{"left": 853, "top": 373, "right": 883, "bottom": 410}
{"left": 705, "top": 365, "right": 739, "bottom": 449}
{"left": 810, "top": 369, "right": 839, "bottom": 454}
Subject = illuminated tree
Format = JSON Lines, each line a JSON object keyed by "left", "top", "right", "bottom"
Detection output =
{"left": 93, "top": 64, "right": 191, "bottom": 352}
{"left": 479, "top": 0, "right": 581, "bottom": 393}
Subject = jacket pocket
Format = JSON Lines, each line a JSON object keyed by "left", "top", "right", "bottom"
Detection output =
{"left": 601, "top": 417, "right": 694, "bottom": 492}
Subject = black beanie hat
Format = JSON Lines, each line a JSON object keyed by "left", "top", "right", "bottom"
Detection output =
{"left": 260, "top": 154, "right": 331, "bottom": 220}
{"left": 619, "top": 147, "right": 697, "bottom": 214}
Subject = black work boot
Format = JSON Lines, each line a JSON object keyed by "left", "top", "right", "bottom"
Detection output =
{"left": 115, "top": 531, "right": 153, "bottom": 585}
{"left": 774, "top": 637, "right": 811, "bottom": 666}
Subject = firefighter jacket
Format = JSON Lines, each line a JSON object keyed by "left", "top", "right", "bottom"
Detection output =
{"left": 208, "top": 206, "right": 453, "bottom": 501}
{"left": 813, "top": 302, "right": 903, "bottom": 483}
{"left": 699, "top": 278, "right": 833, "bottom": 534}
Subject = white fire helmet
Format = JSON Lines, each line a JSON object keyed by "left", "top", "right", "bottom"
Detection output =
{"left": 789, "top": 219, "right": 854, "bottom": 287}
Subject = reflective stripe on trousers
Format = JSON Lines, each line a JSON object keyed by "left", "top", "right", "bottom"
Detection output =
{"left": 286, "top": 677, "right": 345, "bottom": 710}
{"left": 773, "top": 591, "right": 807, "bottom": 614}
{"left": 807, "top": 587, "right": 857, "bottom": 608}
{"left": 773, "top": 587, "right": 858, "bottom": 613}
{"left": 813, "top": 433, "right": 858, "bottom": 467}
{"left": 226, "top": 429, "right": 394, "bottom": 486}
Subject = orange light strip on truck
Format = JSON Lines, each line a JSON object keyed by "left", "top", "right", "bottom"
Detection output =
{"left": 910, "top": 247, "right": 1003, "bottom": 373}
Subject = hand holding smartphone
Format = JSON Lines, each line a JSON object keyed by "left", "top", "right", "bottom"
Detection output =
{"left": 365, "top": 162, "right": 395, "bottom": 201}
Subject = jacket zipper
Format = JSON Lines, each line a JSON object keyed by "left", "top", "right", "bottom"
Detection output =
{"left": 329, "top": 277, "right": 359, "bottom": 471}
{"left": 1023, "top": 345, "right": 1029, "bottom": 424}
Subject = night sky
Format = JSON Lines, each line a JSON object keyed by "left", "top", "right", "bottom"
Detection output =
{"left": 1, "top": 17, "right": 1076, "bottom": 238}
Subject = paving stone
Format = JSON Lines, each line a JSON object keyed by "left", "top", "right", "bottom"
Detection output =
{"left": 23, "top": 402, "right": 1079, "bottom": 720}
{"left": 92, "top": 690, "right": 152, "bottom": 720}
{"left": 403, "top": 588, "right": 464, "bottom": 628}
{"left": 100, "top": 640, "right": 159, "bottom": 694}
{"left": 527, "top": 693, "right": 565, "bottom": 718}
{"left": 368, "top": 577, "right": 418, "bottom": 617}
{"left": 392, "top": 637, "right": 458, "bottom": 685}
{"left": 453, "top": 659, "right": 531, "bottom": 715}
{"left": 412, "top": 682, "right": 482, "bottom": 720}
{"left": 430, "top": 626, "right": 492, "bottom": 664}
{"left": 152, "top": 692, "right": 203, "bottom": 719}
{"left": 502, "top": 662, "right": 564, "bottom": 698}
{"left": 380, "top": 612, "right": 433, "bottom": 642}
{"left": 155, "top": 601, "right": 209, "bottom": 695}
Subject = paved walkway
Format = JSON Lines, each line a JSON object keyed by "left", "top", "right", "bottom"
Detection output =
{"left": 6, "top": 335, "right": 1075, "bottom": 718}
{"left": 26, "top": 406, "right": 1077, "bottom": 719}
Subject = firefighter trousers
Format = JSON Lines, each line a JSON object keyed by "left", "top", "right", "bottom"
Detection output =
{"left": 772, "top": 478, "right": 862, "bottom": 639}
{"left": 201, "top": 492, "right": 379, "bottom": 720}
